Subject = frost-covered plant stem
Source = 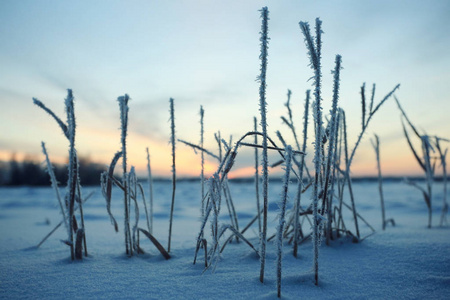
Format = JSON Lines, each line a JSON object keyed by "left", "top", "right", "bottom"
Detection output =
{"left": 200, "top": 106, "right": 205, "bottom": 217}
{"left": 436, "top": 139, "right": 448, "bottom": 226}
{"left": 208, "top": 173, "right": 222, "bottom": 271}
{"left": 293, "top": 90, "right": 310, "bottom": 257}
{"left": 277, "top": 146, "right": 293, "bottom": 298}
{"left": 128, "top": 167, "right": 140, "bottom": 253}
{"left": 34, "top": 90, "right": 87, "bottom": 259}
{"left": 371, "top": 134, "right": 386, "bottom": 229}
{"left": 146, "top": 147, "right": 154, "bottom": 234}
{"left": 326, "top": 111, "right": 341, "bottom": 243}
{"left": 348, "top": 84, "right": 400, "bottom": 167}
{"left": 281, "top": 90, "right": 312, "bottom": 181}
{"left": 65, "top": 90, "right": 78, "bottom": 260}
{"left": 340, "top": 107, "right": 360, "bottom": 239}
{"left": 281, "top": 90, "right": 301, "bottom": 151}
{"left": 65, "top": 90, "right": 87, "bottom": 258}
{"left": 216, "top": 134, "right": 240, "bottom": 240}
{"left": 168, "top": 98, "right": 176, "bottom": 252}
{"left": 258, "top": 6, "right": 270, "bottom": 284}
{"left": 300, "top": 18, "right": 323, "bottom": 286}
{"left": 346, "top": 84, "right": 399, "bottom": 238}
{"left": 422, "top": 136, "right": 434, "bottom": 228}
{"left": 321, "top": 55, "right": 342, "bottom": 242}
{"left": 118, "top": 94, "right": 132, "bottom": 256}
{"left": 41, "top": 142, "right": 69, "bottom": 237}
{"left": 395, "top": 97, "right": 433, "bottom": 228}
{"left": 336, "top": 109, "right": 346, "bottom": 235}
{"left": 254, "top": 117, "right": 261, "bottom": 236}
{"left": 75, "top": 166, "right": 87, "bottom": 257}
{"left": 223, "top": 180, "right": 239, "bottom": 242}
{"left": 312, "top": 98, "right": 322, "bottom": 286}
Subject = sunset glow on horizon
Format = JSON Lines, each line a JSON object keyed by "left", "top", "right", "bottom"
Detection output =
{"left": 1, "top": 1, "right": 449, "bottom": 180}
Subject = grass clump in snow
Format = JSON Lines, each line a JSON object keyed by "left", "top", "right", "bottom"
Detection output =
{"left": 371, "top": 134, "right": 395, "bottom": 230}
{"left": 33, "top": 89, "right": 87, "bottom": 260}
{"left": 100, "top": 95, "right": 170, "bottom": 259}
{"left": 395, "top": 96, "right": 449, "bottom": 228}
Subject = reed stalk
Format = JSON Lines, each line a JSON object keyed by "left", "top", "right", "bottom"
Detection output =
{"left": 118, "top": 94, "right": 132, "bottom": 255}
{"left": 321, "top": 54, "right": 342, "bottom": 244}
{"left": 293, "top": 90, "right": 310, "bottom": 257}
{"left": 41, "top": 142, "right": 69, "bottom": 237}
{"left": 299, "top": 17, "right": 323, "bottom": 286}
{"left": 258, "top": 6, "right": 270, "bottom": 284}
{"left": 168, "top": 97, "right": 176, "bottom": 252}
{"left": 200, "top": 106, "right": 205, "bottom": 217}
{"left": 254, "top": 117, "right": 261, "bottom": 236}
{"left": 436, "top": 138, "right": 448, "bottom": 226}
{"left": 371, "top": 134, "right": 386, "bottom": 229}
{"left": 146, "top": 148, "right": 154, "bottom": 234}
{"left": 65, "top": 90, "right": 77, "bottom": 260}
{"left": 277, "top": 146, "right": 293, "bottom": 298}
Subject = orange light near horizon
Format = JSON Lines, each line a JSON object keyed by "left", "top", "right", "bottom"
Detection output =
{"left": 228, "top": 166, "right": 256, "bottom": 179}
{"left": 0, "top": 129, "right": 438, "bottom": 180}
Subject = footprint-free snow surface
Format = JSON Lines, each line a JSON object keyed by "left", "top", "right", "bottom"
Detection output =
{"left": 1, "top": 180, "right": 449, "bottom": 299}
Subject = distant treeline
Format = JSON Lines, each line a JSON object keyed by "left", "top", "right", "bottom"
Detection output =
{"left": 0, "top": 156, "right": 106, "bottom": 186}
{"left": 0, "top": 157, "right": 441, "bottom": 187}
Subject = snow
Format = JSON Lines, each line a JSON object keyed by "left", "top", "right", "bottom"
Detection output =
{"left": 1, "top": 180, "right": 449, "bottom": 299}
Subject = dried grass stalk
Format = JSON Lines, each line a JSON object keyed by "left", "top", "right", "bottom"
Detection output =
{"left": 168, "top": 98, "right": 177, "bottom": 253}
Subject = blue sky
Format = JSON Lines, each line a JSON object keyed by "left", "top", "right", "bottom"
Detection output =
{"left": 1, "top": 0, "right": 449, "bottom": 177}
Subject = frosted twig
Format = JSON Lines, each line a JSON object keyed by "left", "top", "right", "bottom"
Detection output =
{"left": 178, "top": 139, "right": 220, "bottom": 161}
{"left": 240, "top": 142, "right": 304, "bottom": 155}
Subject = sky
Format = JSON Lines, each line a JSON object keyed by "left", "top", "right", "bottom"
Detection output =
{"left": 0, "top": 0, "right": 449, "bottom": 178}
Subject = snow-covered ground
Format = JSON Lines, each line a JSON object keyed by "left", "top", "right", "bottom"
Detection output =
{"left": 1, "top": 180, "right": 449, "bottom": 299}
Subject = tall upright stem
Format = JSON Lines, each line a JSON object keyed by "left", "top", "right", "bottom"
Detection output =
{"left": 422, "top": 136, "right": 433, "bottom": 228}
{"left": 277, "top": 146, "right": 293, "bottom": 298}
{"left": 321, "top": 55, "right": 342, "bottom": 243}
{"left": 200, "top": 106, "right": 205, "bottom": 217}
{"left": 146, "top": 147, "right": 154, "bottom": 234}
{"left": 66, "top": 90, "right": 76, "bottom": 261}
{"left": 41, "top": 142, "right": 69, "bottom": 237}
{"left": 254, "top": 117, "right": 261, "bottom": 236}
{"left": 372, "top": 135, "right": 386, "bottom": 230}
{"left": 258, "top": 6, "right": 269, "bottom": 284}
{"left": 168, "top": 98, "right": 176, "bottom": 252}
{"left": 436, "top": 139, "right": 448, "bottom": 226}
{"left": 293, "top": 90, "right": 310, "bottom": 257}
{"left": 300, "top": 18, "right": 323, "bottom": 286}
{"left": 118, "top": 94, "right": 132, "bottom": 256}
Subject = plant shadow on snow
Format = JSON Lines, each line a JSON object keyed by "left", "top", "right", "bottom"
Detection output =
{"left": 283, "top": 272, "right": 321, "bottom": 288}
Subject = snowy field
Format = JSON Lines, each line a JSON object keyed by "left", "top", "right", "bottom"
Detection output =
{"left": 1, "top": 180, "right": 449, "bottom": 299}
